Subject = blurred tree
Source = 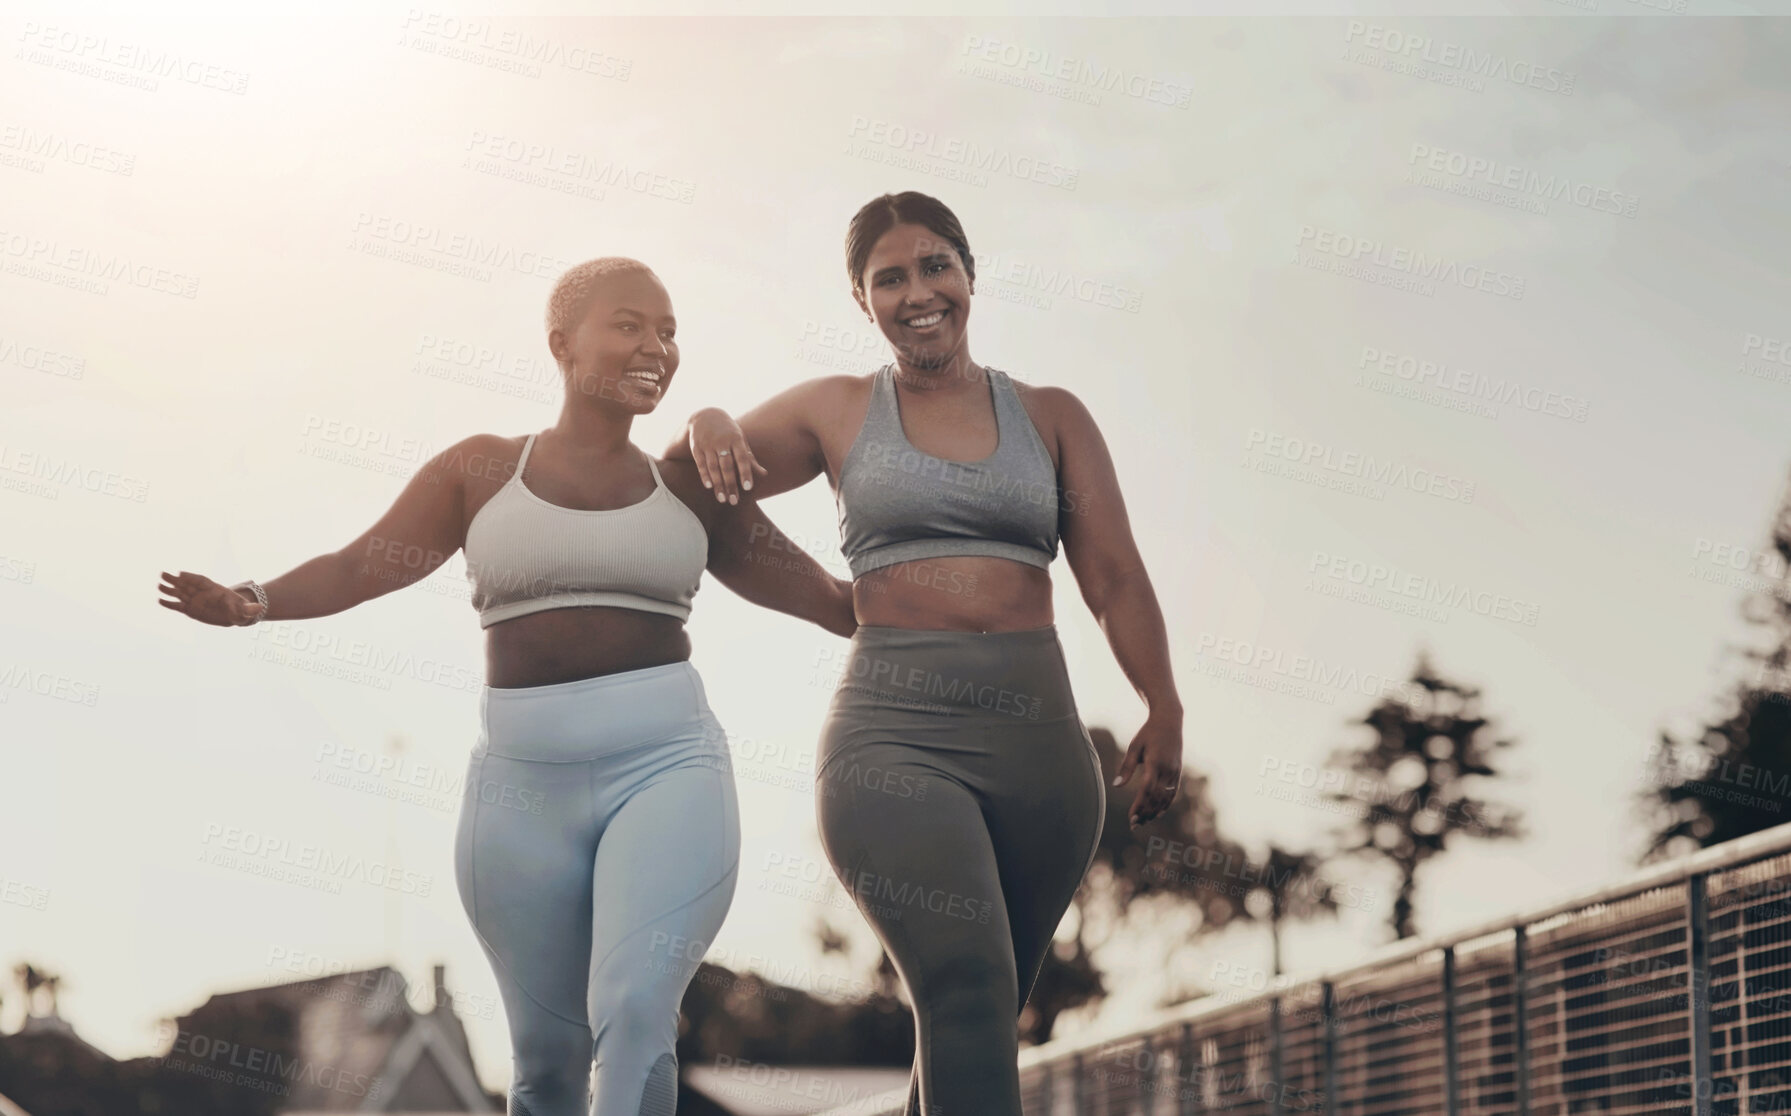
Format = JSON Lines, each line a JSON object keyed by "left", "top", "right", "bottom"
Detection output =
{"left": 1246, "top": 843, "right": 1343, "bottom": 977}
{"left": 1323, "top": 650, "right": 1526, "bottom": 940}
{"left": 11, "top": 964, "right": 47, "bottom": 1021}
{"left": 1019, "top": 727, "right": 1267, "bottom": 1039}
{"left": 1017, "top": 932, "right": 1104, "bottom": 1046}
{"left": 1642, "top": 473, "right": 1791, "bottom": 861}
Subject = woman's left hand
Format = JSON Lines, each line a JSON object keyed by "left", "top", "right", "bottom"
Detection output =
{"left": 688, "top": 408, "right": 766, "bottom": 505}
{"left": 1113, "top": 712, "right": 1183, "bottom": 826}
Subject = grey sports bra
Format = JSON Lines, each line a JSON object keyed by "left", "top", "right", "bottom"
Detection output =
{"left": 835, "top": 364, "right": 1061, "bottom": 578}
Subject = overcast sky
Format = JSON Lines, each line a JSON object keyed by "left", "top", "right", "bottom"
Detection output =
{"left": 3, "top": 2, "right": 1789, "bottom": 1094}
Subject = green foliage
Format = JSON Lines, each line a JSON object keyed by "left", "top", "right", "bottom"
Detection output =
{"left": 1642, "top": 476, "right": 1791, "bottom": 861}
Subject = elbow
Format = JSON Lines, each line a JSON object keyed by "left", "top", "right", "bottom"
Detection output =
{"left": 831, "top": 580, "right": 859, "bottom": 637}
{"left": 1079, "top": 578, "right": 1116, "bottom": 619}
{"left": 1078, "top": 560, "right": 1145, "bottom": 619}
{"left": 332, "top": 549, "right": 379, "bottom": 613}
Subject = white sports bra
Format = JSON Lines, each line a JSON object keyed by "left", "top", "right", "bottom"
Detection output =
{"left": 463, "top": 433, "right": 708, "bottom": 628}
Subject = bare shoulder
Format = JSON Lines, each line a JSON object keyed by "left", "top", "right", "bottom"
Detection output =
{"left": 805, "top": 373, "right": 871, "bottom": 394}
{"left": 1006, "top": 376, "right": 1089, "bottom": 416}
{"left": 1002, "top": 375, "right": 1099, "bottom": 448}
{"left": 781, "top": 373, "right": 868, "bottom": 413}
{"left": 435, "top": 434, "right": 538, "bottom": 540}
{"left": 654, "top": 453, "right": 718, "bottom": 528}
{"left": 750, "top": 373, "right": 874, "bottom": 458}
{"left": 436, "top": 432, "right": 528, "bottom": 487}
{"left": 447, "top": 430, "right": 527, "bottom": 461}
{"left": 391, "top": 433, "right": 529, "bottom": 546}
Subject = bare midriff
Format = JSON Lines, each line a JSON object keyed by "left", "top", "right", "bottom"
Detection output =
{"left": 851, "top": 556, "right": 1053, "bottom": 633}
{"left": 483, "top": 606, "right": 691, "bottom": 689}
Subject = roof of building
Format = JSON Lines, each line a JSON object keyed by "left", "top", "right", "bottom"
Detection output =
{"left": 169, "top": 965, "right": 491, "bottom": 1112}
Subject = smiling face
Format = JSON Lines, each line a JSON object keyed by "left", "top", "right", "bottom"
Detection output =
{"left": 549, "top": 268, "right": 678, "bottom": 414}
{"left": 855, "top": 222, "right": 974, "bottom": 372}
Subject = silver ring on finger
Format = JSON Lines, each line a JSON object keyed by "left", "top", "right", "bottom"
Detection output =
{"left": 717, "top": 449, "right": 731, "bottom": 456}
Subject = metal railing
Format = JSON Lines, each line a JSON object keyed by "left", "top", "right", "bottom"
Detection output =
{"left": 811, "top": 818, "right": 1791, "bottom": 1115}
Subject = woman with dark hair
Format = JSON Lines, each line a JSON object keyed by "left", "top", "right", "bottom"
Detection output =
{"left": 160, "top": 258, "right": 857, "bottom": 1116}
{"left": 665, "top": 192, "right": 1184, "bottom": 1114}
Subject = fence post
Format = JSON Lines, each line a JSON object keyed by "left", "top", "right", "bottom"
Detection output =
{"left": 1689, "top": 872, "right": 1713, "bottom": 1116}
{"left": 1443, "top": 945, "right": 1460, "bottom": 1116}
{"left": 1073, "top": 1051, "right": 1086, "bottom": 1116}
{"left": 1322, "top": 981, "right": 1337, "bottom": 1115}
{"left": 1040, "top": 1062, "right": 1053, "bottom": 1116}
{"left": 1513, "top": 925, "right": 1530, "bottom": 1116}
{"left": 1141, "top": 1032, "right": 1155, "bottom": 1116}
{"left": 1147, "top": 1032, "right": 1163, "bottom": 1116}
{"left": 1179, "top": 1020, "right": 1200, "bottom": 1116}
{"left": 1270, "top": 995, "right": 1284, "bottom": 1112}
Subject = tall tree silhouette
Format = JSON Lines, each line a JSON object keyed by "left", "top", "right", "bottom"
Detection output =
{"left": 1324, "top": 650, "right": 1526, "bottom": 940}
{"left": 1642, "top": 472, "right": 1791, "bottom": 861}
{"left": 1246, "top": 843, "right": 1343, "bottom": 977}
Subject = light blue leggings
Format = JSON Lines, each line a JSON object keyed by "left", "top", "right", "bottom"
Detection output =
{"left": 454, "top": 660, "right": 740, "bottom": 1116}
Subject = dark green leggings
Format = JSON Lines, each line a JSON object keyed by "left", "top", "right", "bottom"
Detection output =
{"left": 816, "top": 625, "right": 1107, "bottom": 1116}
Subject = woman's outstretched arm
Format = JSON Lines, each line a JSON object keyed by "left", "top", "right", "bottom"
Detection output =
{"left": 1050, "top": 388, "right": 1185, "bottom": 826}
{"left": 663, "top": 377, "right": 848, "bottom": 502}
{"left": 159, "top": 435, "right": 479, "bottom": 626}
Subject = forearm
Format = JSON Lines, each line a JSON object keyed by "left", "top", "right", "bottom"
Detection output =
{"left": 1090, "top": 573, "right": 1183, "bottom": 721}
{"left": 711, "top": 514, "right": 856, "bottom": 636}
{"left": 786, "top": 574, "right": 858, "bottom": 638}
{"left": 236, "top": 552, "right": 363, "bottom": 622}
{"left": 730, "top": 558, "right": 856, "bottom": 637}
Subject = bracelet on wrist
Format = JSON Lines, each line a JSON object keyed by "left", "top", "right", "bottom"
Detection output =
{"left": 231, "top": 579, "right": 269, "bottom": 625}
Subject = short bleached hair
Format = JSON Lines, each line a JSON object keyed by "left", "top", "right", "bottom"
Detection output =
{"left": 545, "top": 256, "right": 657, "bottom": 339}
